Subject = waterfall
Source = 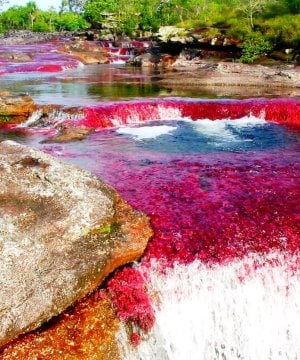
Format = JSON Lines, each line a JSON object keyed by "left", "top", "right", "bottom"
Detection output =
{"left": 119, "top": 252, "right": 300, "bottom": 360}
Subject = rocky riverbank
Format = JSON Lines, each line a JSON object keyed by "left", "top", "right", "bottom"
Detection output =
{"left": 156, "top": 61, "right": 300, "bottom": 96}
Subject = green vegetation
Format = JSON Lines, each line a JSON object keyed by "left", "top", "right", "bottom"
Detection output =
{"left": 0, "top": 1, "right": 88, "bottom": 32}
{"left": 239, "top": 31, "right": 273, "bottom": 63}
{"left": 0, "top": 0, "right": 300, "bottom": 61}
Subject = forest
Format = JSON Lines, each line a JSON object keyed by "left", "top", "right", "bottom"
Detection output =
{"left": 0, "top": 0, "right": 300, "bottom": 55}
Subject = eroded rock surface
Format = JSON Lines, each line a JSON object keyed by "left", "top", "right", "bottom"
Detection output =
{"left": 0, "top": 141, "right": 152, "bottom": 348}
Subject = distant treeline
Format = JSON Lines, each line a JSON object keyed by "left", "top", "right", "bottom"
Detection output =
{"left": 0, "top": 0, "right": 300, "bottom": 59}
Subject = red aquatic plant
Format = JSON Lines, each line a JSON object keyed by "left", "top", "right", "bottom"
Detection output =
{"left": 107, "top": 267, "right": 155, "bottom": 333}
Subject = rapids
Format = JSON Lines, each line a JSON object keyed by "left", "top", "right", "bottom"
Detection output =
{"left": 0, "top": 41, "right": 299, "bottom": 359}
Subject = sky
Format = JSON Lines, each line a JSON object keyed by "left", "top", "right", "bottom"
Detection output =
{"left": 3, "top": 0, "right": 61, "bottom": 11}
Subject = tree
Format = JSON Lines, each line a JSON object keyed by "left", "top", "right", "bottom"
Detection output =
{"left": 284, "top": 0, "right": 300, "bottom": 13}
{"left": 0, "top": 3, "right": 38, "bottom": 30}
{"left": 59, "top": 0, "right": 69, "bottom": 13}
{"left": 55, "top": 11, "right": 88, "bottom": 30}
{"left": 26, "top": 1, "right": 37, "bottom": 30}
{"left": 238, "top": 0, "right": 271, "bottom": 29}
{"left": 69, "top": 0, "right": 84, "bottom": 13}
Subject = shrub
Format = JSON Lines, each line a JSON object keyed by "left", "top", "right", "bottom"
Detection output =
{"left": 54, "top": 12, "right": 89, "bottom": 31}
{"left": 239, "top": 31, "right": 274, "bottom": 63}
{"left": 262, "top": 14, "right": 300, "bottom": 46}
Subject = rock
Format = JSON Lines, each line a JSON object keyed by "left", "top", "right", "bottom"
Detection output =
{"left": 0, "top": 30, "right": 72, "bottom": 46}
{"left": 129, "top": 52, "right": 161, "bottom": 67}
{"left": 1, "top": 291, "right": 121, "bottom": 359}
{"left": 0, "top": 141, "right": 152, "bottom": 347}
{"left": 0, "top": 92, "right": 37, "bottom": 125}
{"left": 0, "top": 52, "right": 33, "bottom": 63}
{"left": 58, "top": 40, "right": 110, "bottom": 64}
{"left": 160, "top": 54, "right": 178, "bottom": 67}
{"left": 158, "top": 61, "right": 300, "bottom": 89}
{"left": 42, "top": 126, "right": 93, "bottom": 143}
{"left": 71, "top": 50, "right": 110, "bottom": 64}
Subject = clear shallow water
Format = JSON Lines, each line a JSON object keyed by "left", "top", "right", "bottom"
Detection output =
{"left": 2, "top": 62, "right": 280, "bottom": 105}
{"left": 0, "top": 64, "right": 168, "bottom": 105}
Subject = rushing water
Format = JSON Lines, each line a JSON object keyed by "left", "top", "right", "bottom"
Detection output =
{"left": 1, "top": 42, "right": 300, "bottom": 359}
{"left": 2, "top": 103, "right": 300, "bottom": 359}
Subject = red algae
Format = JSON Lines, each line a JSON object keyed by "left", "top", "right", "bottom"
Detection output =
{"left": 130, "top": 333, "right": 141, "bottom": 347}
{"left": 0, "top": 43, "right": 80, "bottom": 75}
{"left": 107, "top": 267, "right": 155, "bottom": 333}
{"left": 98, "top": 155, "right": 299, "bottom": 267}
{"left": 78, "top": 99, "right": 300, "bottom": 129}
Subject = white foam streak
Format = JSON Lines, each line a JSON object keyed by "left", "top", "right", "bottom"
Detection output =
{"left": 193, "top": 119, "right": 236, "bottom": 140}
{"left": 119, "top": 252, "right": 300, "bottom": 360}
{"left": 20, "top": 110, "right": 43, "bottom": 127}
{"left": 116, "top": 125, "right": 176, "bottom": 140}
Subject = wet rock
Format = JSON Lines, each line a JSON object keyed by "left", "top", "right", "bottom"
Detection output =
{"left": 0, "top": 141, "right": 152, "bottom": 347}
{"left": 129, "top": 52, "right": 161, "bottom": 67}
{"left": 58, "top": 40, "right": 110, "bottom": 64}
{"left": 42, "top": 126, "right": 93, "bottom": 143}
{"left": 0, "top": 52, "right": 33, "bottom": 63}
{"left": 0, "top": 92, "right": 37, "bottom": 125}
{"left": 71, "top": 50, "right": 110, "bottom": 64}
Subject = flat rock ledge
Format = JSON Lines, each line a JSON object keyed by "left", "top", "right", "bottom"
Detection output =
{"left": 0, "top": 141, "right": 152, "bottom": 347}
{"left": 158, "top": 62, "right": 300, "bottom": 89}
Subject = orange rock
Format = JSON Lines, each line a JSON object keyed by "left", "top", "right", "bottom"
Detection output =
{"left": 0, "top": 92, "right": 37, "bottom": 125}
{"left": 42, "top": 126, "right": 94, "bottom": 143}
{"left": 0, "top": 141, "right": 152, "bottom": 350}
{"left": 0, "top": 291, "right": 121, "bottom": 360}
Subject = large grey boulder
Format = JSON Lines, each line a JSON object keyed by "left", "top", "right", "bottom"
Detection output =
{"left": 0, "top": 141, "right": 152, "bottom": 347}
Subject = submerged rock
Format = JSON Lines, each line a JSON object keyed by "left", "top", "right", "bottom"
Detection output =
{"left": 0, "top": 92, "right": 37, "bottom": 125}
{"left": 0, "top": 141, "right": 152, "bottom": 348}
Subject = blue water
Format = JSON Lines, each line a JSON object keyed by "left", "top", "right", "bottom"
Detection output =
{"left": 108, "top": 120, "right": 300, "bottom": 154}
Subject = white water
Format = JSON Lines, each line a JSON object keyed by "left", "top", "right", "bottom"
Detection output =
{"left": 192, "top": 115, "right": 267, "bottom": 142}
{"left": 114, "top": 113, "right": 267, "bottom": 143}
{"left": 118, "top": 252, "right": 300, "bottom": 360}
{"left": 110, "top": 106, "right": 185, "bottom": 126}
{"left": 116, "top": 125, "right": 177, "bottom": 140}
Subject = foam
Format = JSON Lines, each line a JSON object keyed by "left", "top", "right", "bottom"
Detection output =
{"left": 192, "top": 115, "right": 267, "bottom": 142}
{"left": 119, "top": 252, "right": 300, "bottom": 360}
{"left": 116, "top": 125, "right": 177, "bottom": 140}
